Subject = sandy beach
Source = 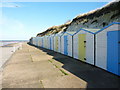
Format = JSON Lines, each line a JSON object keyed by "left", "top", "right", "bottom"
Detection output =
{"left": 0, "top": 43, "right": 23, "bottom": 89}
{"left": 0, "top": 47, "right": 14, "bottom": 68}
{"left": 0, "top": 43, "right": 22, "bottom": 68}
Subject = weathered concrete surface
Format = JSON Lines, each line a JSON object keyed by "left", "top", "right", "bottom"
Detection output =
{"left": 0, "top": 43, "right": 22, "bottom": 68}
{"left": 2, "top": 43, "right": 119, "bottom": 88}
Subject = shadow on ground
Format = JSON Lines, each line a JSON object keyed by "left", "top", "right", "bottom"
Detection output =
{"left": 28, "top": 43, "right": 120, "bottom": 88}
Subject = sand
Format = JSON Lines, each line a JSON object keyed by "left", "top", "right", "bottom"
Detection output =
{"left": 0, "top": 43, "right": 22, "bottom": 68}
{"left": 0, "top": 43, "right": 23, "bottom": 89}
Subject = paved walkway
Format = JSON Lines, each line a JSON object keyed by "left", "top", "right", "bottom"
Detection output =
{"left": 2, "top": 43, "right": 119, "bottom": 88}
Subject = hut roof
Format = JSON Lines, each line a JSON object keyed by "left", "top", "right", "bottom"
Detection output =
{"left": 82, "top": 28, "right": 100, "bottom": 33}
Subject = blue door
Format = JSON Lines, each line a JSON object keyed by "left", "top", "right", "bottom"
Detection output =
{"left": 64, "top": 36, "right": 68, "bottom": 55}
{"left": 107, "top": 30, "right": 120, "bottom": 76}
{"left": 50, "top": 38, "right": 52, "bottom": 50}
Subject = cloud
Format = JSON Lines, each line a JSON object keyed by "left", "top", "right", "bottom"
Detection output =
{"left": 0, "top": 2, "right": 21, "bottom": 7}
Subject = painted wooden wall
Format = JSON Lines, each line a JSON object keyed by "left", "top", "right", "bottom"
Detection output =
{"left": 30, "top": 22, "right": 120, "bottom": 76}
{"left": 95, "top": 24, "right": 120, "bottom": 70}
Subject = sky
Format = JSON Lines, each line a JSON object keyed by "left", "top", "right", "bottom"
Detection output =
{"left": 0, "top": 1, "right": 111, "bottom": 40}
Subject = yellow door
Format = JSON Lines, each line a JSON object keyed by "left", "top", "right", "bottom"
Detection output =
{"left": 78, "top": 34, "right": 86, "bottom": 62}
{"left": 46, "top": 38, "right": 47, "bottom": 48}
{"left": 45, "top": 38, "right": 47, "bottom": 48}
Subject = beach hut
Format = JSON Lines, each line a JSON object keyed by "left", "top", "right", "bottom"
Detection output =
{"left": 40, "top": 37, "right": 43, "bottom": 47}
{"left": 41, "top": 37, "right": 44, "bottom": 47}
{"left": 34, "top": 37, "right": 37, "bottom": 46}
{"left": 43, "top": 36, "right": 49, "bottom": 49}
{"left": 53, "top": 34, "right": 59, "bottom": 52}
{"left": 31, "top": 37, "right": 44, "bottom": 47}
{"left": 29, "top": 37, "right": 34, "bottom": 45}
{"left": 95, "top": 22, "right": 120, "bottom": 76}
{"left": 33, "top": 37, "right": 37, "bottom": 46}
{"left": 47, "top": 36, "right": 51, "bottom": 49}
{"left": 53, "top": 32, "right": 64, "bottom": 52}
{"left": 48, "top": 34, "right": 55, "bottom": 50}
{"left": 58, "top": 32, "right": 65, "bottom": 53}
{"left": 46, "top": 36, "right": 50, "bottom": 49}
{"left": 42, "top": 36, "right": 45, "bottom": 48}
{"left": 61, "top": 32, "right": 75, "bottom": 57}
{"left": 30, "top": 37, "right": 34, "bottom": 45}
{"left": 31, "top": 37, "right": 34, "bottom": 45}
{"left": 35, "top": 37, "right": 40, "bottom": 47}
{"left": 38, "top": 36, "right": 44, "bottom": 48}
{"left": 73, "top": 29, "right": 96, "bottom": 65}
{"left": 37, "top": 37, "right": 42, "bottom": 47}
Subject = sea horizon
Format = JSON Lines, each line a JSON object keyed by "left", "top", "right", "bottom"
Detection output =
{"left": 0, "top": 40, "right": 28, "bottom": 42}
{"left": 0, "top": 40, "right": 28, "bottom": 46}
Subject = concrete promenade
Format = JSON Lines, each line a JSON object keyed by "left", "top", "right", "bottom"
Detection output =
{"left": 1, "top": 43, "right": 119, "bottom": 88}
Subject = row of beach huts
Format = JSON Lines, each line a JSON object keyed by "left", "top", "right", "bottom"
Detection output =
{"left": 29, "top": 22, "right": 120, "bottom": 76}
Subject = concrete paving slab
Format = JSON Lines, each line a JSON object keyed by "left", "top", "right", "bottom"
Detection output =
{"left": 2, "top": 43, "right": 63, "bottom": 88}
{"left": 2, "top": 43, "right": 120, "bottom": 88}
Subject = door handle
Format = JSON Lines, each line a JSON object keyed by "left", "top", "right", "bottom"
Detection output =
{"left": 84, "top": 41, "right": 86, "bottom": 43}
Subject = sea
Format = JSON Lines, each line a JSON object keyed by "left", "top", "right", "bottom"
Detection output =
{"left": 0, "top": 40, "right": 28, "bottom": 46}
